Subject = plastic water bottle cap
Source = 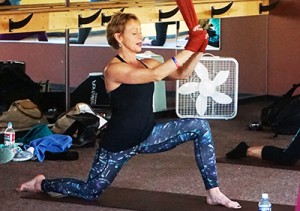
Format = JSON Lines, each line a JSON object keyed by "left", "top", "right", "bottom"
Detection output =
{"left": 7, "top": 122, "right": 12, "bottom": 128}
{"left": 262, "top": 193, "right": 269, "bottom": 199}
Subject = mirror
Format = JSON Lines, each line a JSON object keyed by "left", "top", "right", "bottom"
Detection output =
{"left": 66, "top": 19, "right": 221, "bottom": 50}
{"left": 141, "top": 19, "right": 221, "bottom": 50}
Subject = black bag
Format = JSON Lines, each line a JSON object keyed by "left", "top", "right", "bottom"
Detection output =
{"left": 261, "top": 83, "right": 300, "bottom": 135}
{"left": 0, "top": 61, "right": 41, "bottom": 114}
{"left": 70, "top": 72, "right": 110, "bottom": 108}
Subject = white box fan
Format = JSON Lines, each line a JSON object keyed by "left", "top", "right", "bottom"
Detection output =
{"left": 176, "top": 54, "right": 238, "bottom": 119}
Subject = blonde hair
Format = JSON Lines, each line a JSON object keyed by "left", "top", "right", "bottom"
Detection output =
{"left": 106, "top": 12, "right": 139, "bottom": 49}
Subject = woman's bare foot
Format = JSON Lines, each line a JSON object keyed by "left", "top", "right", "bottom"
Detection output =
{"left": 206, "top": 187, "right": 241, "bottom": 209}
{"left": 16, "top": 174, "right": 45, "bottom": 193}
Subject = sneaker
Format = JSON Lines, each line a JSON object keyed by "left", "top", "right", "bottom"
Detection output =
{"left": 12, "top": 151, "right": 33, "bottom": 162}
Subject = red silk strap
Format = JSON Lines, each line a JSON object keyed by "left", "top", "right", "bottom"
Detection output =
{"left": 185, "top": 30, "right": 207, "bottom": 52}
{"left": 175, "top": 0, "right": 198, "bottom": 30}
{"left": 199, "top": 36, "right": 209, "bottom": 53}
{"left": 176, "top": 0, "right": 208, "bottom": 52}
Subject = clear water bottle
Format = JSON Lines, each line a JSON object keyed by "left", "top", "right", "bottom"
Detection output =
{"left": 258, "top": 193, "right": 272, "bottom": 211}
{"left": 4, "top": 122, "right": 15, "bottom": 146}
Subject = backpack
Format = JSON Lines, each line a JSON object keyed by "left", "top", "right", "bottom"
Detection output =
{"left": 0, "top": 61, "right": 41, "bottom": 115}
{"left": 261, "top": 83, "right": 300, "bottom": 135}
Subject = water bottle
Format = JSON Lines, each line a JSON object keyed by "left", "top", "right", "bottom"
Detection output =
{"left": 258, "top": 193, "right": 272, "bottom": 211}
{"left": 4, "top": 122, "right": 15, "bottom": 146}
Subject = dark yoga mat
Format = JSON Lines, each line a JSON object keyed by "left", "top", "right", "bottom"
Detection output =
{"left": 217, "top": 157, "right": 300, "bottom": 171}
{"left": 22, "top": 186, "right": 295, "bottom": 211}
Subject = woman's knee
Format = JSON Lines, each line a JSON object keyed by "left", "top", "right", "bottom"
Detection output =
{"left": 183, "top": 118, "right": 210, "bottom": 129}
{"left": 181, "top": 119, "right": 212, "bottom": 144}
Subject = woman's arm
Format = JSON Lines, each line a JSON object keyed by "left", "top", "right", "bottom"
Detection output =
{"left": 105, "top": 50, "right": 201, "bottom": 85}
{"left": 142, "top": 51, "right": 203, "bottom": 80}
{"left": 165, "top": 51, "right": 203, "bottom": 80}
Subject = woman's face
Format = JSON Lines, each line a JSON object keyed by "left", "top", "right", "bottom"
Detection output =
{"left": 119, "top": 19, "right": 143, "bottom": 52}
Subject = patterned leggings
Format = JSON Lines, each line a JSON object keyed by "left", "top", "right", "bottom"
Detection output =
{"left": 41, "top": 118, "right": 218, "bottom": 200}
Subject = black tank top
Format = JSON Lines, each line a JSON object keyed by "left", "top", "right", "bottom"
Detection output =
{"left": 101, "top": 55, "right": 155, "bottom": 152}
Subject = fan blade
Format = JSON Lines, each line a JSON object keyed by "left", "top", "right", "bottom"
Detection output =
{"left": 195, "top": 62, "right": 209, "bottom": 81}
{"left": 177, "top": 82, "right": 198, "bottom": 94}
{"left": 212, "top": 92, "right": 232, "bottom": 104}
{"left": 196, "top": 95, "right": 208, "bottom": 115}
{"left": 212, "top": 70, "right": 230, "bottom": 86}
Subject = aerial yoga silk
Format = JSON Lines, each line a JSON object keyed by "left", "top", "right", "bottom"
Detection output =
{"left": 175, "top": 0, "right": 198, "bottom": 30}
{"left": 175, "top": 0, "right": 208, "bottom": 52}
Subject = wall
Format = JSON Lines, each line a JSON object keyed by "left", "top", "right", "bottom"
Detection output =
{"left": 218, "top": 15, "right": 268, "bottom": 95}
{"left": 0, "top": 42, "right": 176, "bottom": 89}
{"left": 267, "top": 0, "right": 300, "bottom": 95}
{"left": 0, "top": 42, "right": 113, "bottom": 87}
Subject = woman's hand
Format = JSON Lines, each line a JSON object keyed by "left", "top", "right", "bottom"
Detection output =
{"left": 199, "top": 31, "right": 209, "bottom": 53}
{"left": 185, "top": 25, "right": 208, "bottom": 52}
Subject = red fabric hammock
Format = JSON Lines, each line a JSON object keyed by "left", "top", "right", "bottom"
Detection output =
{"left": 175, "top": 0, "right": 198, "bottom": 30}
{"left": 175, "top": 0, "right": 208, "bottom": 52}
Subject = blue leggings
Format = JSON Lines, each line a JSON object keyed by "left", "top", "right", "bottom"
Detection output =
{"left": 41, "top": 118, "right": 218, "bottom": 200}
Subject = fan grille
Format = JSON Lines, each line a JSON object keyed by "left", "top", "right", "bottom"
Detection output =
{"left": 176, "top": 57, "right": 238, "bottom": 119}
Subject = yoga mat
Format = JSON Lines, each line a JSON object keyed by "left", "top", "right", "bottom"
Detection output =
{"left": 22, "top": 186, "right": 295, "bottom": 211}
{"left": 217, "top": 157, "right": 300, "bottom": 171}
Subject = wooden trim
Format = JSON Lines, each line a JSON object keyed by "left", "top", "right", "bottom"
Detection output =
{"left": 0, "top": 0, "right": 270, "bottom": 33}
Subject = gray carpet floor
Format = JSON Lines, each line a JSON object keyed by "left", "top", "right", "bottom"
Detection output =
{"left": 0, "top": 98, "right": 299, "bottom": 210}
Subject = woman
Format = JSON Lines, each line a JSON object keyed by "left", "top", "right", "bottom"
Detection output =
{"left": 17, "top": 12, "right": 241, "bottom": 209}
{"left": 227, "top": 128, "right": 300, "bottom": 166}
